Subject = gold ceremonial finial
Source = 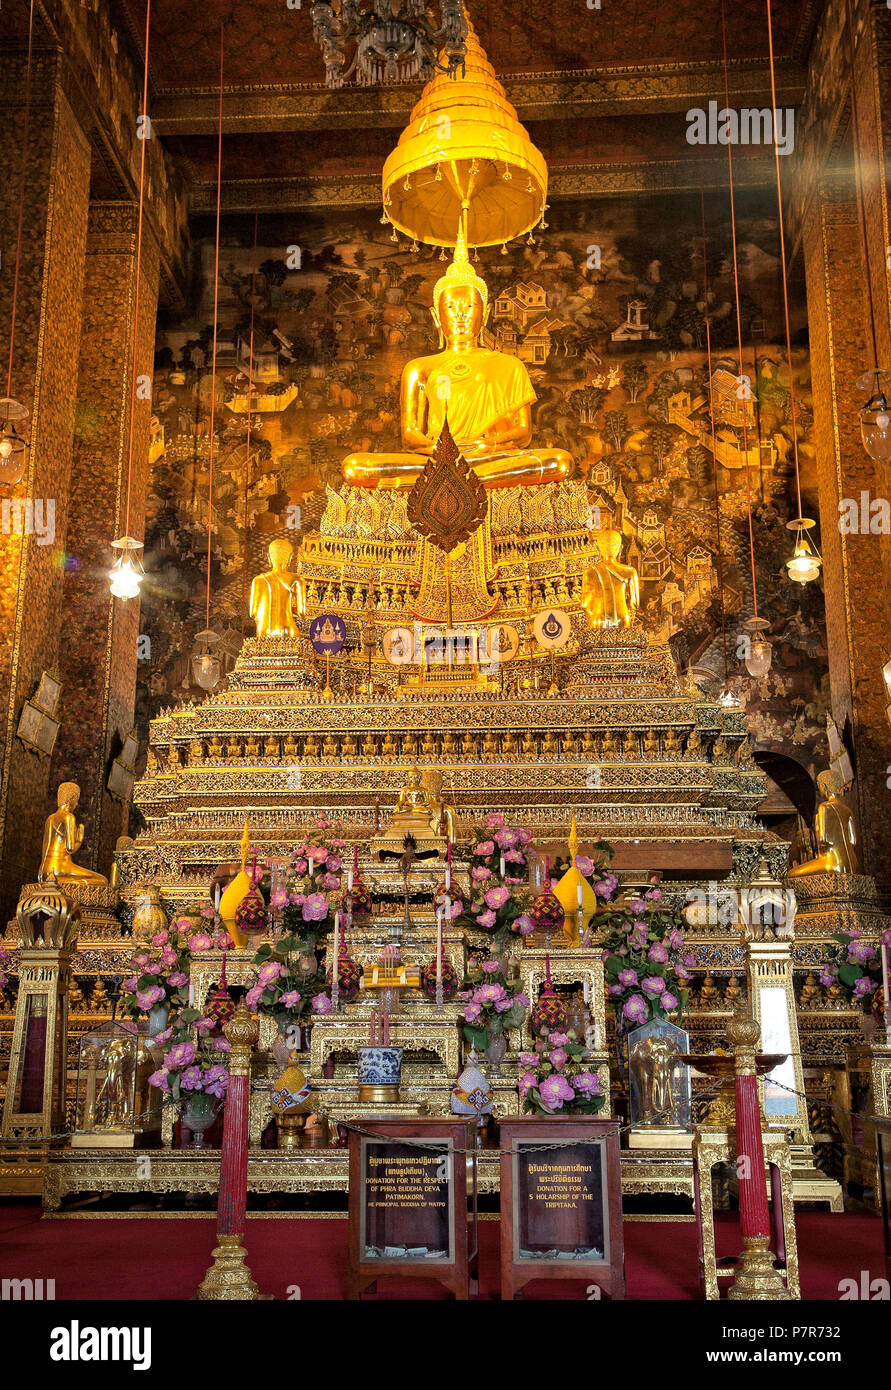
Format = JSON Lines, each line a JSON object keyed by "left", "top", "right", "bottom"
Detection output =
{"left": 431, "top": 210, "right": 488, "bottom": 323}
{"left": 567, "top": 814, "right": 579, "bottom": 864}
{"left": 239, "top": 818, "right": 251, "bottom": 872}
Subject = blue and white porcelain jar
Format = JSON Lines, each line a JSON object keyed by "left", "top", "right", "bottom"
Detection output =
{"left": 357, "top": 1045, "right": 403, "bottom": 1101}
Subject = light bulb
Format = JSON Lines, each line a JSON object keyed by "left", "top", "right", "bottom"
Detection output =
{"left": 191, "top": 651, "right": 221, "bottom": 691}
{"left": 0, "top": 437, "right": 13, "bottom": 459}
{"left": 858, "top": 370, "right": 891, "bottom": 462}
{"left": 745, "top": 636, "right": 772, "bottom": 679}
{"left": 109, "top": 556, "right": 143, "bottom": 599}
{"left": 785, "top": 518, "right": 822, "bottom": 585}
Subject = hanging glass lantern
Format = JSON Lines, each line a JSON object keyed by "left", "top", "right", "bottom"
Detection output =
{"left": 743, "top": 616, "right": 772, "bottom": 679}
{"left": 785, "top": 517, "right": 822, "bottom": 585}
{"left": 882, "top": 654, "right": 891, "bottom": 703}
{"left": 109, "top": 536, "right": 145, "bottom": 600}
{"left": 0, "top": 398, "right": 29, "bottom": 487}
{"left": 857, "top": 369, "right": 891, "bottom": 462}
{"left": 191, "top": 628, "right": 221, "bottom": 692}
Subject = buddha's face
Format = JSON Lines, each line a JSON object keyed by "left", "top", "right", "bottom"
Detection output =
{"left": 436, "top": 284, "right": 484, "bottom": 347}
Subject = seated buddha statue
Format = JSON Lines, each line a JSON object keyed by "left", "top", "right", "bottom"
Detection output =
{"left": 580, "top": 728, "right": 596, "bottom": 758}
{"left": 249, "top": 539, "right": 306, "bottom": 639}
{"left": 322, "top": 732, "right": 339, "bottom": 761}
{"left": 342, "top": 229, "right": 572, "bottom": 493}
{"left": 419, "top": 729, "right": 438, "bottom": 759}
{"left": 441, "top": 730, "right": 457, "bottom": 758}
{"left": 663, "top": 727, "right": 681, "bottom": 757}
{"left": 380, "top": 730, "right": 399, "bottom": 760}
{"left": 420, "top": 768, "right": 460, "bottom": 843}
{"left": 38, "top": 782, "right": 107, "bottom": 885}
{"left": 521, "top": 729, "right": 537, "bottom": 757}
{"left": 601, "top": 728, "right": 619, "bottom": 757}
{"left": 362, "top": 732, "right": 378, "bottom": 758}
{"left": 789, "top": 770, "right": 862, "bottom": 876}
{"left": 342, "top": 731, "right": 358, "bottom": 758}
{"left": 581, "top": 530, "right": 641, "bottom": 629}
{"left": 481, "top": 729, "right": 500, "bottom": 760}
{"left": 379, "top": 767, "right": 442, "bottom": 841}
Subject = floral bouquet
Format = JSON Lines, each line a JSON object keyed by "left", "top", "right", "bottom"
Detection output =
{"left": 462, "top": 814, "right": 536, "bottom": 955}
{"left": 460, "top": 959, "right": 529, "bottom": 1051}
{"left": 148, "top": 1027, "right": 231, "bottom": 1107}
{"left": 596, "top": 885, "right": 692, "bottom": 1029}
{"left": 518, "top": 1030, "right": 606, "bottom": 1116}
{"left": 821, "top": 927, "right": 890, "bottom": 1011}
{"left": 277, "top": 818, "right": 347, "bottom": 951}
{"left": 120, "top": 915, "right": 217, "bottom": 1021}
{"left": 246, "top": 954, "right": 307, "bottom": 1032}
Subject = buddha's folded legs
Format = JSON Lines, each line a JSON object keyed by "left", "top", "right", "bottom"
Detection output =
{"left": 342, "top": 448, "right": 572, "bottom": 491}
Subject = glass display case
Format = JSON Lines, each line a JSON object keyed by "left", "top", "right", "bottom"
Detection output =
{"left": 626, "top": 1017, "right": 692, "bottom": 1145}
{"left": 71, "top": 1019, "right": 161, "bottom": 1148}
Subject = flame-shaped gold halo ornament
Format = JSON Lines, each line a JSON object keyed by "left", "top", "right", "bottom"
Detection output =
{"left": 382, "top": 20, "right": 547, "bottom": 248}
{"left": 407, "top": 417, "right": 488, "bottom": 554}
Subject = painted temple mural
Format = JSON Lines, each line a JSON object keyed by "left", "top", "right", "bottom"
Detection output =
{"left": 142, "top": 187, "right": 826, "bottom": 774}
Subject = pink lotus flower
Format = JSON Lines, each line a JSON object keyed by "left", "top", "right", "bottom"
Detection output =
{"left": 463, "top": 1002, "right": 483, "bottom": 1022}
{"left": 292, "top": 860, "right": 307, "bottom": 875}
{"left": 485, "top": 813, "right": 506, "bottom": 829}
{"left": 618, "top": 968, "right": 639, "bottom": 987}
{"left": 471, "top": 866, "right": 492, "bottom": 882}
{"left": 504, "top": 848, "right": 524, "bottom": 863}
{"left": 270, "top": 888, "right": 289, "bottom": 909}
{"left": 539, "top": 1074, "right": 576, "bottom": 1110}
{"left": 302, "top": 893, "right": 328, "bottom": 922}
{"left": 194, "top": 1017, "right": 215, "bottom": 1035}
{"left": 200, "top": 904, "right": 216, "bottom": 919}
{"left": 661, "top": 991, "right": 679, "bottom": 1010}
{"left": 476, "top": 910, "right": 497, "bottom": 929}
{"left": 482, "top": 960, "right": 500, "bottom": 973}
{"left": 180, "top": 1065, "right": 203, "bottom": 1091}
{"left": 152, "top": 1028, "right": 173, "bottom": 1048}
{"left": 151, "top": 931, "right": 170, "bottom": 947}
{"left": 204, "top": 1064, "right": 229, "bottom": 1099}
{"left": 257, "top": 961, "right": 283, "bottom": 986}
{"left": 645, "top": 887, "right": 663, "bottom": 902}
{"left": 326, "top": 856, "right": 342, "bottom": 872}
{"left": 136, "top": 985, "right": 165, "bottom": 1010}
{"left": 188, "top": 933, "right": 214, "bottom": 953}
{"left": 519, "top": 1051, "right": 538, "bottom": 1066}
{"left": 573, "top": 1071, "right": 601, "bottom": 1095}
{"left": 312, "top": 993, "right": 332, "bottom": 1014}
{"left": 575, "top": 854, "right": 593, "bottom": 876}
{"left": 167, "top": 971, "right": 188, "bottom": 987}
{"left": 494, "top": 827, "right": 517, "bottom": 849}
{"left": 148, "top": 1069, "right": 170, "bottom": 1092}
{"left": 245, "top": 985, "right": 263, "bottom": 1009}
{"left": 514, "top": 915, "right": 535, "bottom": 936}
{"left": 280, "top": 990, "right": 301, "bottom": 1008}
{"left": 642, "top": 975, "right": 666, "bottom": 995}
{"left": 594, "top": 873, "right": 618, "bottom": 898}
{"left": 484, "top": 886, "right": 510, "bottom": 910}
{"left": 648, "top": 942, "right": 669, "bottom": 964}
{"left": 165, "top": 1040, "right": 196, "bottom": 1069}
{"left": 549, "top": 1048, "right": 568, "bottom": 1068}
{"left": 623, "top": 994, "right": 648, "bottom": 1024}
{"left": 475, "top": 840, "right": 495, "bottom": 856}
{"left": 548, "top": 1032, "right": 570, "bottom": 1046}
{"left": 854, "top": 977, "right": 877, "bottom": 997}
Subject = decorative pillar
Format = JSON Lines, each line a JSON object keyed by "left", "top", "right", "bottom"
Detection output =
{"left": 196, "top": 1003, "right": 262, "bottom": 1300}
{"left": 1, "top": 880, "right": 79, "bottom": 1144}
{"left": 726, "top": 1002, "right": 791, "bottom": 1301}
{"left": 0, "top": 46, "right": 92, "bottom": 920}
{"left": 49, "top": 202, "right": 161, "bottom": 874}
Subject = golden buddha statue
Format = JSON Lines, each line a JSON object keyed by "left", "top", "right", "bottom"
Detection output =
{"left": 580, "top": 728, "right": 596, "bottom": 758}
{"left": 461, "top": 731, "right": 477, "bottom": 758}
{"left": 188, "top": 738, "right": 204, "bottom": 764}
{"left": 283, "top": 732, "right": 300, "bottom": 758}
{"left": 542, "top": 729, "right": 559, "bottom": 756}
{"left": 342, "top": 229, "right": 572, "bottom": 493}
{"left": 561, "top": 729, "right": 577, "bottom": 756}
{"left": 264, "top": 736, "right": 279, "bottom": 758}
{"left": 601, "top": 729, "right": 619, "bottom": 757}
{"left": 663, "top": 727, "right": 681, "bottom": 757}
{"left": 622, "top": 729, "right": 638, "bottom": 758}
{"left": 481, "top": 729, "right": 500, "bottom": 760}
{"left": 502, "top": 730, "right": 519, "bottom": 757}
{"left": 342, "top": 731, "right": 358, "bottom": 758}
{"left": 685, "top": 727, "right": 702, "bottom": 757}
{"left": 380, "top": 730, "right": 399, "bottom": 760}
{"left": 521, "top": 729, "right": 537, "bottom": 757}
{"left": 244, "top": 734, "right": 261, "bottom": 761}
{"left": 207, "top": 732, "right": 224, "bottom": 760}
{"left": 304, "top": 733, "right": 320, "bottom": 761}
{"left": 419, "top": 729, "right": 438, "bottom": 758}
{"left": 581, "top": 530, "right": 640, "bottom": 629}
{"left": 362, "top": 733, "right": 378, "bottom": 758}
{"left": 226, "top": 735, "right": 241, "bottom": 760}
{"left": 322, "top": 732, "right": 339, "bottom": 761}
{"left": 248, "top": 539, "right": 305, "bottom": 639}
{"left": 420, "top": 768, "right": 460, "bottom": 843}
{"left": 380, "top": 767, "right": 442, "bottom": 841}
{"left": 789, "top": 769, "right": 862, "bottom": 876}
{"left": 442, "top": 730, "right": 458, "bottom": 758}
{"left": 38, "top": 782, "right": 107, "bottom": 885}
{"left": 643, "top": 728, "right": 660, "bottom": 757}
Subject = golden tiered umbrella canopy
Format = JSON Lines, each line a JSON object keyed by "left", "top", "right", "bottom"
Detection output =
{"left": 382, "top": 22, "right": 547, "bottom": 249}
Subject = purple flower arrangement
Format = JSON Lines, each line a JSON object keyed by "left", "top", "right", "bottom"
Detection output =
{"left": 460, "top": 958, "right": 530, "bottom": 1050}
{"left": 596, "top": 885, "right": 691, "bottom": 1027}
{"left": 462, "top": 815, "right": 535, "bottom": 954}
{"left": 821, "top": 927, "right": 890, "bottom": 1011}
{"left": 518, "top": 1031, "right": 606, "bottom": 1116}
{"left": 120, "top": 915, "right": 212, "bottom": 1021}
{"left": 148, "top": 1028, "right": 231, "bottom": 1106}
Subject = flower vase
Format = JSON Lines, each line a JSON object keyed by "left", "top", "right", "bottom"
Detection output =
{"left": 485, "top": 1029, "right": 508, "bottom": 1077}
{"left": 181, "top": 1092, "right": 219, "bottom": 1149}
{"left": 147, "top": 1003, "right": 169, "bottom": 1039}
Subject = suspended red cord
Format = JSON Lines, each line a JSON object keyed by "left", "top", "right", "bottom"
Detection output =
{"left": 241, "top": 210, "right": 259, "bottom": 641}
{"left": 122, "top": 0, "right": 153, "bottom": 534}
{"left": 765, "top": 0, "right": 804, "bottom": 520}
{"left": 720, "top": 0, "right": 761, "bottom": 620}
{"left": 700, "top": 187, "right": 729, "bottom": 683}
{"left": 205, "top": 25, "right": 225, "bottom": 633}
{"left": 6, "top": 0, "right": 36, "bottom": 399}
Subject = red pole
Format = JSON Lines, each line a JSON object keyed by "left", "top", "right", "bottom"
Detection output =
{"left": 196, "top": 1003, "right": 262, "bottom": 1299}
{"left": 726, "top": 1002, "right": 790, "bottom": 1300}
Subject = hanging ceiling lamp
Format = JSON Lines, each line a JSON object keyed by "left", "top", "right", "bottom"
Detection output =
{"left": 858, "top": 369, "right": 891, "bottom": 462}
{"left": 110, "top": 0, "right": 152, "bottom": 599}
{"left": 765, "top": 0, "right": 821, "bottom": 584}
{"left": 785, "top": 516, "right": 822, "bottom": 584}
{"left": 191, "top": 628, "right": 221, "bottom": 692}
{"left": 381, "top": 20, "right": 546, "bottom": 249}
{"left": 0, "top": 398, "right": 29, "bottom": 487}
{"left": 743, "top": 617, "right": 772, "bottom": 679}
{"left": 109, "top": 536, "right": 145, "bottom": 599}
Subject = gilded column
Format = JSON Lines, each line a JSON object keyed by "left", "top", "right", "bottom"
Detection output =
{"left": 49, "top": 202, "right": 161, "bottom": 873}
{"left": 0, "top": 46, "right": 92, "bottom": 919}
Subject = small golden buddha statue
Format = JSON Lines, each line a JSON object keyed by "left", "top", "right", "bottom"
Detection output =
{"left": 789, "top": 769, "right": 862, "bottom": 876}
{"left": 380, "top": 730, "right": 399, "bottom": 760}
{"left": 622, "top": 729, "right": 638, "bottom": 757}
{"left": 711, "top": 735, "right": 729, "bottom": 762}
{"left": 362, "top": 733, "right": 378, "bottom": 758}
{"left": 642, "top": 728, "right": 660, "bottom": 757}
{"left": 799, "top": 972, "right": 820, "bottom": 1009}
{"left": 189, "top": 738, "right": 204, "bottom": 764}
{"left": 502, "top": 731, "right": 519, "bottom": 757}
{"left": 461, "top": 731, "right": 477, "bottom": 758}
{"left": 442, "top": 730, "right": 458, "bottom": 757}
{"left": 304, "top": 733, "right": 320, "bottom": 761}
{"left": 542, "top": 729, "right": 559, "bottom": 756}
{"left": 342, "top": 731, "right": 358, "bottom": 758}
{"left": 561, "top": 729, "right": 577, "bottom": 756}
{"left": 342, "top": 228, "right": 572, "bottom": 493}
{"left": 419, "top": 729, "right": 438, "bottom": 758}
{"left": 521, "top": 729, "right": 537, "bottom": 757}
{"left": 699, "top": 972, "right": 718, "bottom": 1006}
{"left": 581, "top": 530, "right": 640, "bottom": 629}
{"left": 264, "top": 736, "right": 279, "bottom": 758}
{"left": 723, "top": 974, "right": 743, "bottom": 1007}
{"left": 249, "top": 539, "right": 305, "bottom": 639}
{"left": 580, "top": 728, "right": 596, "bottom": 758}
{"left": 226, "top": 736, "right": 241, "bottom": 760}
{"left": 39, "top": 782, "right": 107, "bottom": 885}
{"left": 244, "top": 734, "right": 261, "bottom": 761}
{"left": 283, "top": 732, "right": 300, "bottom": 758}
{"left": 601, "top": 728, "right": 618, "bottom": 757}
{"left": 322, "top": 732, "right": 339, "bottom": 761}
{"left": 685, "top": 727, "right": 702, "bottom": 757}
{"left": 420, "top": 768, "right": 460, "bottom": 843}
{"left": 380, "top": 767, "right": 441, "bottom": 841}
{"left": 481, "top": 729, "right": 500, "bottom": 760}
{"left": 207, "top": 733, "right": 224, "bottom": 760}
{"left": 663, "top": 728, "right": 681, "bottom": 756}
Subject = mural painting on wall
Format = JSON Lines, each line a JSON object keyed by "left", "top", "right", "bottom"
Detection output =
{"left": 142, "top": 190, "right": 826, "bottom": 768}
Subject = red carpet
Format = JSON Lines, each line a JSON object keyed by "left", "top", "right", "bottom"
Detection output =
{"left": 0, "top": 1203, "right": 882, "bottom": 1299}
